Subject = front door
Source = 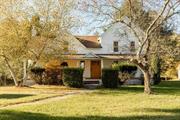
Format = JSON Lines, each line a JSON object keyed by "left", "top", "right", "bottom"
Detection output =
{"left": 91, "top": 61, "right": 101, "bottom": 79}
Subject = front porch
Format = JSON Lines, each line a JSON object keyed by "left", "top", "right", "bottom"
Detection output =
{"left": 61, "top": 54, "right": 143, "bottom": 85}
{"left": 62, "top": 59, "right": 102, "bottom": 80}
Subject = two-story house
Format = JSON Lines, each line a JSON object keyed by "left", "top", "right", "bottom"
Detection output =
{"left": 61, "top": 23, "right": 143, "bottom": 81}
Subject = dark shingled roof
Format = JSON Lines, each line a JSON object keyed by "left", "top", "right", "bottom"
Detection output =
{"left": 75, "top": 36, "right": 102, "bottom": 48}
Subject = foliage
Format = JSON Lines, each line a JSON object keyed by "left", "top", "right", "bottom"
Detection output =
{"left": 62, "top": 68, "right": 84, "bottom": 88}
{"left": 31, "top": 60, "right": 63, "bottom": 85}
{"left": 112, "top": 62, "right": 137, "bottom": 74}
{"left": 164, "top": 67, "right": 178, "bottom": 79}
{"left": 82, "top": 0, "right": 180, "bottom": 94}
{"left": 151, "top": 55, "right": 161, "bottom": 85}
{"left": 31, "top": 67, "right": 45, "bottom": 74}
{"left": 118, "top": 72, "right": 133, "bottom": 84}
{"left": 116, "top": 0, "right": 153, "bottom": 31}
{"left": 160, "top": 35, "right": 180, "bottom": 78}
{"left": 102, "top": 69, "right": 119, "bottom": 88}
{"left": 44, "top": 60, "right": 63, "bottom": 85}
{"left": 112, "top": 62, "right": 137, "bottom": 84}
{"left": 0, "top": 0, "right": 79, "bottom": 86}
{"left": 31, "top": 67, "right": 45, "bottom": 85}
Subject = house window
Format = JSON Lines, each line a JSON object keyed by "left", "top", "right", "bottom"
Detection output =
{"left": 113, "top": 41, "right": 119, "bottom": 52}
{"left": 80, "top": 61, "right": 85, "bottom": 68}
{"left": 130, "top": 41, "right": 135, "bottom": 52}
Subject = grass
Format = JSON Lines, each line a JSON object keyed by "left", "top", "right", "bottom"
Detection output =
{"left": 0, "top": 85, "right": 81, "bottom": 107}
{"left": 1, "top": 81, "right": 180, "bottom": 120}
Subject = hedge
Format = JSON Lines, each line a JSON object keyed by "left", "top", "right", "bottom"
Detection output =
{"left": 44, "top": 60, "right": 63, "bottom": 85}
{"left": 102, "top": 69, "right": 119, "bottom": 88}
{"left": 31, "top": 66, "right": 63, "bottom": 85}
{"left": 113, "top": 62, "right": 137, "bottom": 74}
{"left": 44, "top": 68, "right": 63, "bottom": 85}
{"left": 31, "top": 67, "right": 45, "bottom": 84}
{"left": 62, "top": 68, "right": 84, "bottom": 88}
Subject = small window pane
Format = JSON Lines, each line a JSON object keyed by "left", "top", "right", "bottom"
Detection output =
{"left": 113, "top": 41, "right": 119, "bottom": 52}
{"left": 130, "top": 41, "right": 135, "bottom": 52}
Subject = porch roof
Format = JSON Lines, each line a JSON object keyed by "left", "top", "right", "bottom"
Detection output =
{"left": 62, "top": 54, "right": 136, "bottom": 60}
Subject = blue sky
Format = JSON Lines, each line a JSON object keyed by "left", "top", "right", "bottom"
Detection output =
{"left": 74, "top": 1, "right": 180, "bottom": 35}
{"left": 28, "top": 0, "right": 180, "bottom": 35}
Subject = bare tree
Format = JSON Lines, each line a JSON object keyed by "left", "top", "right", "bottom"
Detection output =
{"left": 79, "top": 0, "right": 180, "bottom": 94}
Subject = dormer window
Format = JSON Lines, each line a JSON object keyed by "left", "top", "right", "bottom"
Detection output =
{"left": 130, "top": 41, "right": 135, "bottom": 52}
{"left": 113, "top": 41, "right": 119, "bottom": 52}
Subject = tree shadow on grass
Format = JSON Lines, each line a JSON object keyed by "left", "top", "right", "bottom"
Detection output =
{"left": 0, "top": 94, "right": 34, "bottom": 99}
{"left": 0, "top": 109, "right": 180, "bottom": 120}
{"left": 153, "top": 81, "right": 180, "bottom": 95}
{"left": 142, "top": 108, "right": 180, "bottom": 114}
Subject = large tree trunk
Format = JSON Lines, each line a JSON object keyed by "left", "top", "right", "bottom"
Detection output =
{"left": 22, "top": 60, "right": 28, "bottom": 86}
{"left": 4, "top": 57, "right": 19, "bottom": 86}
{"left": 132, "top": 60, "right": 152, "bottom": 94}
{"left": 143, "top": 70, "right": 152, "bottom": 94}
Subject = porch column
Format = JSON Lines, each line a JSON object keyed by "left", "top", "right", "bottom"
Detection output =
{"left": 101, "top": 59, "right": 104, "bottom": 69}
{"left": 99, "top": 59, "right": 104, "bottom": 85}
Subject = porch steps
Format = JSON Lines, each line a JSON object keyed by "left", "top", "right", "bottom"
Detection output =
{"left": 83, "top": 80, "right": 100, "bottom": 84}
{"left": 83, "top": 79, "right": 102, "bottom": 89}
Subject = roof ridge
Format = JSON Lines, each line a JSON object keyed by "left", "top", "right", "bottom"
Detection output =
{"left": 75, "top": 35, "right": 98, "bottom": 37}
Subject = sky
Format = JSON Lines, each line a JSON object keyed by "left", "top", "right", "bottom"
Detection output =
{"left": 73, "top": 0, "right": 180, "bottom": 35}
{"left": 27, "top": 0, "right": 180, "bottom": 35}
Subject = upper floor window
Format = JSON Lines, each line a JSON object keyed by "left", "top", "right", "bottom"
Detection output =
{"left": 130, "top": 41, "right": 135, "bottom": 52}
{"left": 113, "top": 41, "right": 119, "bottom": 52}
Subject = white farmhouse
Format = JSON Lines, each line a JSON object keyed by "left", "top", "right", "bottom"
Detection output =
{"left": 61, "top": 22, "right": 143, "bottom": 83}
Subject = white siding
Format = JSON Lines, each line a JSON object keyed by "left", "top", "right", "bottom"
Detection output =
{"left": 70, "top": 22, "right": 143, "bottom": 55}
{"left": 68, "top": 36, "right": 90, "bottom": 54}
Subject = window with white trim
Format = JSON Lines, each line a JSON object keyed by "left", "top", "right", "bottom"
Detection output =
{"left": 113, "top": 41, "right": 119, "bottom": 52}
{"left": 130, "top": 41, "right": 135, "bottom": 52}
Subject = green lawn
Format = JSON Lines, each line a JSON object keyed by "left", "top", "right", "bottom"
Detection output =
{"left": 1, "top": 81, "right": 180, "bottom": 120}
{"left": 0, "top": 85, "right": 80, "bottom": 107}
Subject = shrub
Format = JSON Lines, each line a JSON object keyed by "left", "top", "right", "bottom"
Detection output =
{"left": 118, "top": 72, "right": 133, "bottom": 84}
{"left": 0, "top": 74, "right": 14, "bottom": 86}
{"left": 43, "top": 69, "right": 63, "bottom": 85}
{"left": 112, "top": 62, "right": 138, "bottom": 85}
{"left": 102, "top": 69, "right": 119, "bottom": 88}
{"left": 62, "top": 68, "right": 84, "bottom": 88}
{"left": 31, "top": 67, "right": 45, "bottom": 84}
{"left": 112, "top": 62, "right": 137, "bottom": 74}
{"left": 151, "top": 55, "right": 161, "bottom": 85}
{"left": 44, "top": 60, "right": 63, "bottom": 85}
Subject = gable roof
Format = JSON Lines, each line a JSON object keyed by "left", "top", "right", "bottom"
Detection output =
{"left": 83, "top": 53, "right": 101, "bottom": 58}
{"left": 75, "top": 36, "right": 102, "bottom": 48}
